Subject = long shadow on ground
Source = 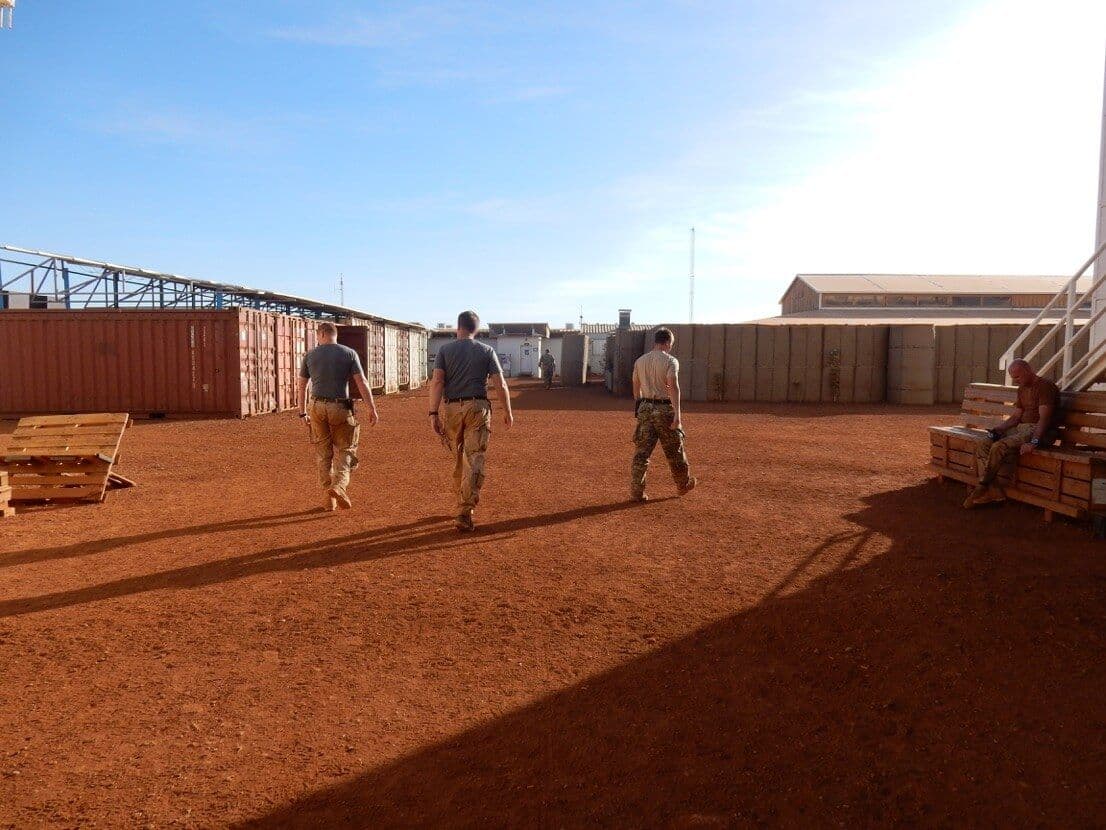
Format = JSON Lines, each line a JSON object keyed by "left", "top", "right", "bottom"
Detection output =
{"left": 234, "top": 482, "right": 1106, "bottom": 828}
{"left": 0, "top": 500, "right": 657, "bottom": 619}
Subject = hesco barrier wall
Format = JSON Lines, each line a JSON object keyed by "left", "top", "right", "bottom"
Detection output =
{"left": 560, "top": 332, "right": 590, "bottom": 386}
{"left": 0, "top": 309, "right": 318, "bottom": 417}
{"left": 606, "top": 322, "right": 1078, "bottom": 404}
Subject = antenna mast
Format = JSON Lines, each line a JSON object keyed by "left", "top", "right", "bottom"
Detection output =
{"left": 338, "top": 273, "right": 345, "bottom": 306}
{"left": 688, "top": 227, "right": 695, "bottom": 323}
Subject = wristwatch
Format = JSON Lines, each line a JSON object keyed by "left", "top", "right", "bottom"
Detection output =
{"left": 299, "top": 412, "right": 309, "bottom": 419}
{"left": 428, "top": 411, "right": 439, "bottom": 416}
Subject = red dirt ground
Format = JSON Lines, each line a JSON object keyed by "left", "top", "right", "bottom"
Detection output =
{"left": 0, "top": 380, "right": 1104, "bottom": 828}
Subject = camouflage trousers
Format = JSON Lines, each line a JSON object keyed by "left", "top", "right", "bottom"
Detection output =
{"left": 443, "top": 398, "right": 492, "bottom": 515}
{"left": 631, "top": 402, "right": 691, "bottom": 497}
{"left": 975, "top": 423, "right": 1035, "bottom": 484}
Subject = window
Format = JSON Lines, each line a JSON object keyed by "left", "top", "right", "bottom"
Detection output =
{"left": 823, "top": 293, "right": 879, "bottom": 307}
{"left": 980, "top": 295, "right": 1012, "bottom": 308}
{"left": 29, "top": 294, "right": 48, "bottom": 309}
{"left": 951, "top": 295, "right": 982, "bottom": 307}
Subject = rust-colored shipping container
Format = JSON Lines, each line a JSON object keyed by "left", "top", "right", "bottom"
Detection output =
{"left": 0, "top": 309, "right": 316, "bottom": 418}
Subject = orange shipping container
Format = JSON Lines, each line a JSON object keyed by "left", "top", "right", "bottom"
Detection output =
{"left": 0, "top": 309, "right": 317, "bottom": 418}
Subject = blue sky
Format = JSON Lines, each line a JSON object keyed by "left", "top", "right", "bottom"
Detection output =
{"left": 2, "top": 1, "right": 1104, "bottom": 326}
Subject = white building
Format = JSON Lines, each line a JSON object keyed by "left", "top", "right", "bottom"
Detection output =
{"left": 487, "top": 323, "right": 550, "bottom": 377}
{"left": 426, "top": 323, "right": 551, "bottom": 378}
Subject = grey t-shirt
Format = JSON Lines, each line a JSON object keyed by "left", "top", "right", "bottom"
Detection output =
{"left": 299, "top": 342, "right": 364, "bottom": 399}
{"left": 434, "top": 338, "right": 502, "bottom": 399}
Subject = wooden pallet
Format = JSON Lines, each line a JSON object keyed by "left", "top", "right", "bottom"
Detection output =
{"left": 1, "top": 413, "right": 131, "bottom": 503}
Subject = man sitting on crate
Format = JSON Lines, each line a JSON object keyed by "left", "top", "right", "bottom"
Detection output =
{"left": 964, "top": 359, "right": 1059, "bottom": 509}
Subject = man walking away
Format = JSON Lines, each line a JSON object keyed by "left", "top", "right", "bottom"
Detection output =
{"left": 428, "top": 310, "right": 514, "bottom": 531}
{"left": 964, "top": 358, "right": 1059, "bottom": 508}
{"left": 297, "top": 321, "right": 379, "bottom": 512}
{"left": 630, "top": 327, "right": 697, "bottom": 502}
{"left": 539, "top": 349, "right": 556, "bottom": 389}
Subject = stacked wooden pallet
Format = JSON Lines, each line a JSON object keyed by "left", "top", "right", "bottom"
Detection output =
{"left": 0, "top": 471, "right": 12, "bottom": 517}
{"left": 1, "top": 413, "right": 130, "bottom": 503}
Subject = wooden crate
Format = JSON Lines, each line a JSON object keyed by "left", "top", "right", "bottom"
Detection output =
{"left": 929, "top": 384, "right": 1106, "bottom": 521}
{"left": 0, "top": 471, "right": 11, "bottom": 518}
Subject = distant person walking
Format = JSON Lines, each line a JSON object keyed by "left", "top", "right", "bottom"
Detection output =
{"left": 429, "top": 310, "right": 514, "bottom": 531}
{"left": 539, "top": 349, "right": 556, "bottom": 389}
{"left": 297, "top": 321, "right": 379, "bottom": 511}
{"left": 630, "top": 327, "right": 696, "bottom": 502}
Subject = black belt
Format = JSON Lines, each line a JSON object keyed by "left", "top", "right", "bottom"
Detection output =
{"left": 639, "top": 397, "right": 671, "bottom": 404}
{"left": 445, "top": 396, "right": 489, "bottom": 404}
{"left": 313, "top": 397, "right": 352, "bottom": 403}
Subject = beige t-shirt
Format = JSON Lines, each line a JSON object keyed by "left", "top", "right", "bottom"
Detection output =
{"left": 633, "top": 350, "right": 679, "bottom": 399}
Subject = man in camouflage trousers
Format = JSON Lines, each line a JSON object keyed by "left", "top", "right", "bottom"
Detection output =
{"left": 539, "top": 349, "right": 556, "bottom": 389}
{"left": 630, "top": 327, "right": 697, "bottom": 502}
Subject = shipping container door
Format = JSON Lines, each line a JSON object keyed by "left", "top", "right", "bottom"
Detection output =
{"left": 408, "top": 331, "right": 424, "bottom": 389}
{"left": 384, "top": 326, "right": 399, "bottom": 393}
{"left": 397, "top": 329, "right": 411, "bottom": 388}
{"left": 369, "top": 324, "right": 386, "bottom": 390}
{"left": 337, "top": 325, "right": 370, "bottom": 399}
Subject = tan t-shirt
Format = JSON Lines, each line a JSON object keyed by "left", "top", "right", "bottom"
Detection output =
{"left": 633, "top": 350, "right": 679, "bottom": 399}
{"left": 1016, "top": 376, "right": 1060, "bottom": 425}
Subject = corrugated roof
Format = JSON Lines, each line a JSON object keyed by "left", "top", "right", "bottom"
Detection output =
{"left": 579, "top": 323, "right": 654, "bottom": 335}
{"left": 790, "top": 273, "right": 1087, "bottom": 296}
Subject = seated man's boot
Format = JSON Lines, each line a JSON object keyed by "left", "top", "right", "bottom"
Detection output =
{"left": 963, "top": 484, "right": 988, "bottom": 508}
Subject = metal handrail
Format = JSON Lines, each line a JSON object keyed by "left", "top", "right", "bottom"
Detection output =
{"left": 999, "top": 239, "right": 1106, "bottom": 372}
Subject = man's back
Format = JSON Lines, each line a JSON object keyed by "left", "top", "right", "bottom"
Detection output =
{"left": 302, "top": 342, "right": 362, "bottom": 399}
{"left": 435, "top": 338, "right": 502, "bottom": 399}
{"left": 634, "top": 350, "right": 678, "bottom": 399}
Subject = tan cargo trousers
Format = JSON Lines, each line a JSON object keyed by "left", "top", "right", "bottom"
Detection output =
{"left": 309, "top": 400, "right": 360, "bottom": 495}
{"left": 443, "top": 399, "right": 491, "bottom": 515}
{"left": 975, "top": 423, "right": 1035, "bottom": 485}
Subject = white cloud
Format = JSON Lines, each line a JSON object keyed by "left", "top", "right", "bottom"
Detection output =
{"left": 587, "top": 0, "right": 1106, "bottom": 323}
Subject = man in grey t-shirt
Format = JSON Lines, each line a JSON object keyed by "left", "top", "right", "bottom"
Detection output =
{"left": 297, "top": 321, "right": 379, "bottom": 511}
{"left": 428, "top": 310, "right": 514, "bottom": 531}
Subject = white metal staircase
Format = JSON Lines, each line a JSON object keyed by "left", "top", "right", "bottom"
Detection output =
{"left": 999, "top": 240, "right": 1106, "bottom": 391}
